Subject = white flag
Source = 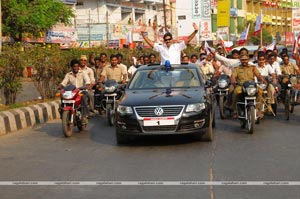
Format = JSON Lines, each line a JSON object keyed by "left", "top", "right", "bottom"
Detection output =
{"left": 254, "top": 14, "right": 262, "bottom": 35}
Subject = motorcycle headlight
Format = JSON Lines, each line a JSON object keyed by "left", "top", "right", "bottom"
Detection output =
{"left": 62, "top": 91, "right": 75, "bottom": 99}
{"left": 186, "top": 103, "right": 206, "bottom": 113}
{"left": 218, "top": 79, "right": 228, "bottom": 88}
{"left": 290, "top": 76, "right": 297, "bottom": 84}
{"left": 105, "top": 86, "right": 116, "bottom": 93}
{"left": 117, "top": 105, "right": 133, "bottom": 116}
{"left": 245, "top": 87, "right": 257, "bottom": 96}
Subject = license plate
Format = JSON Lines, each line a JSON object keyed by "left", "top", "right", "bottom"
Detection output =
{"left": 62, "top": 100, "right": 75, "bottom": 103}
{"left": 143, "top": 117, "right": 175, "bottom": 126}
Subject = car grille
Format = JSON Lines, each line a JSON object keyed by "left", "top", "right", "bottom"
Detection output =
{"left": 142, "top": 125, "right": 177, "bottom": 132}
{"left": 134, "top": 106, "right": 184, "bottom": 117}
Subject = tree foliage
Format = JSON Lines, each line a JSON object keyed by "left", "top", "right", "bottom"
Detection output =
{"left": 247, "top": 20, "right": 273, "bottom": 45}
{"left": 2, "top": 0, "right": 74, "bottom": 42}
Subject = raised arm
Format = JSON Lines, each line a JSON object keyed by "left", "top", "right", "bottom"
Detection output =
{"left": 141, "top": 31, "right": 154, "bottom": 48}
{"left": 185, "top": 23, "right": 199, "bottom": 45}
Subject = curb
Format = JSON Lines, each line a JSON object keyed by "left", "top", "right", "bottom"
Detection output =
{"left": 0, "top": 100, "right": 60, "bottom": 136}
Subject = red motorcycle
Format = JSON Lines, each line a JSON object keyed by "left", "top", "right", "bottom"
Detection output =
{"left": 58, "top": 84, "right": 87, "bottom": 137}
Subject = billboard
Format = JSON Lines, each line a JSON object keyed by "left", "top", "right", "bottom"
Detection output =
{"left": 217, "top": 0, "right": 230, "bottom": 27}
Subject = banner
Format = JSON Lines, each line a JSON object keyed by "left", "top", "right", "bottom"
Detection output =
{"left": 200, "top": 20, "right": 212, "bottom": 41}
{"left": 217, "top": 0, "right": 230, "bottom": 27}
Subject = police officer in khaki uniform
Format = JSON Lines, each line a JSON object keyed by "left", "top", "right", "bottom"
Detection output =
{"left": 230, "top": 54, "right": 266, "bottom": 118}
{"left": 280, "top": 54, "right": 300, "bottom": 76}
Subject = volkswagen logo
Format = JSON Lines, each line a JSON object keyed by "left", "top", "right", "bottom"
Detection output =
{"left": 154, "top": 107, "right": 164, "bottom": 116}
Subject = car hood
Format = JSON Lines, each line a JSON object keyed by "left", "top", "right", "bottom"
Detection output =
{"left": 120, "top": 88, "right": 206, "bottom": 106}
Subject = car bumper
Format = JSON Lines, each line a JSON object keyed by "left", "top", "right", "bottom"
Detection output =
{"left": 116, "top": 109, "right": 211, "bottom": 135}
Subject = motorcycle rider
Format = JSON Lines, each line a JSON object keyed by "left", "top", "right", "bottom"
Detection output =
{"left": 230, "top": 54, "right": 267, "bottom": 118}
{"left": 255, "top": 53, "right": 277, "bottom": 116}
{"left": 79, "top": 55, "right": 96, "bottom": 118}
{"left": 60, "top": 59, "right": 91, "bottom": 124}
{"left": 97, "top": 54, "right": 127, "bottom": 105}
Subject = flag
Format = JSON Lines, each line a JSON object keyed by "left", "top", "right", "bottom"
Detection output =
{"left": 265, "top": 40, "right": 276, "bottom": 50}
{"left": 238, "top": 24, "right": 250, "bottom": 45}
{"left": 204, "top": 41, "right": 215, "bottom": 55}
{"left": 292, "top": 35, "right": 300, "bottom": 58}
{"left": 216, "top": 33, "right": 232, "bottom": 53}
{"left": 254, "top": 14, "right": 262, "bottom": 36}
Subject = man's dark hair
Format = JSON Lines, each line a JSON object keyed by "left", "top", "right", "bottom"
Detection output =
{"left": 148, "top": 53, "right": 156, "bottom": 58}
{"left": 231, "top": 49, "right": 239, "bottom": 55}
{"left": 163, "top": 32, "right": 173, "bottom": 40}
{"left": 110, "top": 54, "right": 118, "bottom": 60}
{"left": 100, "top": 52, "right": 107, "bottom": 57}
{"left": 116, "top": 53, "right": 123, "bottom": 59}
{"left": 70, "top": 59, "right": 80, "bottom": 67}
{"left": 191, "top": 54, "right": 198, "bottom": 59}
{"left": 94, "top": 57, "right": 101, "bottom": 62}
{"left": 257, "top": 53, "right": 265, "bottom": 59}
{"left": 239, "top": 47, "right": 249, "bottom": 54}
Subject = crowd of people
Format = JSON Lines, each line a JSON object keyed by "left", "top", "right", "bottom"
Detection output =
{"left": 59, "top": 25, "right": 300, "bottom": 122}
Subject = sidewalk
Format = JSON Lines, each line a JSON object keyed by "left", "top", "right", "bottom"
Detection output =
{"left": 0, "top": 78, "right": 42, "bottom": 104}
{"left": 0, "top": 78, "right": 60, "bottom": 136}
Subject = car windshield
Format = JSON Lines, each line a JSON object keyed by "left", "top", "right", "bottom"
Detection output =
{"left": 129, "top": 68, "right": 203, "bottom": 89}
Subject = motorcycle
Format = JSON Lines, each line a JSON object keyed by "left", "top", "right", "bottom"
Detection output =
{"left": 58, "top": 84, "right": 87, "bottom": 137}
{"left": 236, "top": 81, "right": 258, "bottom": 134}
{"left": 282, "top": 74, "right": 300, "bottom": 120}
{"left": 102, "top": 79, "right": 124, "bottom": 126}
{"left": 204, "top": 73, "right": 216, "bottom": 128}
{"left": 215, "top": 74, "right": 231, "bottom": 119}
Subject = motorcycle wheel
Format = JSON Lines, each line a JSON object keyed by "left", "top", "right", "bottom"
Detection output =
{"left": 218, "top": 95, "right": 226, "bottom": 119}
{"left": 290, "top": 93, "right": 294, "bottom": 113}
{"left": 62, "top": 111, "right": 73, "bottom": 137}
{"left": 284, "top": 90, "right": 290, "bottom": 120}
{"left": 106, "top": 104, "right": 114, "bottom": 126}
{"left": 246, "top": 106, "right": 255, "bottom": 134}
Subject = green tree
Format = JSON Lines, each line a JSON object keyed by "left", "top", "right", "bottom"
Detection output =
{"left": 247, "top": 20, "right": 273, "bottom": 45}
{"left": 1, "top": 0, "right": 74, "bottom": 42}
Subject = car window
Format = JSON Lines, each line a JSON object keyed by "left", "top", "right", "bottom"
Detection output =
{"left": 129, "top": 68, "right": 202, "bottom": 89}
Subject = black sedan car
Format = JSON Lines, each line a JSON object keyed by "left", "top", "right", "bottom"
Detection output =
{"left": 115, "top": 63, "right": 214, "bottom": 144}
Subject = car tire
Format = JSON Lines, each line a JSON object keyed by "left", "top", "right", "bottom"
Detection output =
{"left": 116, "top": 129, "right": 129, "bottom": 145}
{"left": 201, "top": 112, "right": 213, "bottom": 141}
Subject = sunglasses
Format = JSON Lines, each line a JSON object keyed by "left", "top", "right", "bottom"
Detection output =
{"left": 164, "top": 38, "right": 172, "bottom": 41}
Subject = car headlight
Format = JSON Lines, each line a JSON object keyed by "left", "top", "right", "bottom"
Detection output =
{"left": 117, "top": 105, "right": 133, "bottom": 115}
{"left": 245, "top": 88, "right": 257, "bottom": 96}
{"left": 186, "top": 103, "right": 206, "bottom": 113}
{"left": 218, "top": 79, "right": 228, "bottom": 88}
{"left": 105, "top": 86, "right": 116, "bottom": 93}
{"left": 62, "top": 91, "right": 75, "bottom": 99}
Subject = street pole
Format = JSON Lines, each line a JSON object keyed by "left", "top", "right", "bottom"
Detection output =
{"left": 0, "top": 0, "right": 2, "bottom": 55}
{"left": 163, "top": 0, "right": 167, "bottom": 32}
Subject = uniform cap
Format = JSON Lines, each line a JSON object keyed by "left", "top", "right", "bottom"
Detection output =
{"left": 80, "top": 55, "right": 88, "bottom": 61}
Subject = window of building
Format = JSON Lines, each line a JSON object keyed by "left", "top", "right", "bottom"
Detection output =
{"left": 237, "top": 0, "right": 242, "bottom": 9}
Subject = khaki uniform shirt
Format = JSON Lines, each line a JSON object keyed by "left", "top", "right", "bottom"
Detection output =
{"left": 232, "top": 65, "right": 260, "bottom": 85}
{"left": 101, "top": 65, "right": 126, "bottom": 82}
{"left": 280, "top": 62, "right": 299, "bottom": 75}
{"left": 61, "top": 70, "right": 91, "bottom": 88}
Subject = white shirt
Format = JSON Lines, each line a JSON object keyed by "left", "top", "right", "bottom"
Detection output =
{"left": 256, "top": 64, "right": 275, "bottom": 77}
{"left": 266, "top": 62, "right": 282, "bottom": 75}
{"left": 153, "top": 41, "right": 186, "bottom": 64}
{"left": 80, "top": 66, "right": 95, "bottom": 84}
{"left": 127, "top": 65, "right": 137, "bottom": 78}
